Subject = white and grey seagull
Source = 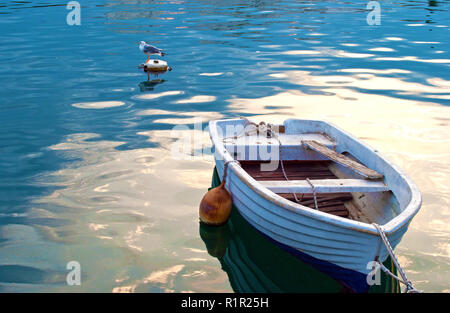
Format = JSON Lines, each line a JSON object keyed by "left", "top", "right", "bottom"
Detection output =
{"left": 138, "top": 41, "right": 166, "bottom": 63}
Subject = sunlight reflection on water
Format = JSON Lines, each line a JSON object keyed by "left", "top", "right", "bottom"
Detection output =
{"left": 0, "top": 0, "right": 449, "bottom": 292}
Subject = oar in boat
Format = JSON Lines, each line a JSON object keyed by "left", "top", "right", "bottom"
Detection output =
{"left": 302, "top": 140, "right": 384, "bottom": 180}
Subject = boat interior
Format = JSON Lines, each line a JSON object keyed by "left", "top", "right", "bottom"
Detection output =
{"left": 240, "top": 160, "right": 354, "bottom": 219}
{"left": 221, "top": 122, "right": 401, "bottom": 225}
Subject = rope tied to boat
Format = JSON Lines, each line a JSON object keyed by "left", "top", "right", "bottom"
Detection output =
{"left": 221, "top": 117, "right": 259, "bottom": 143}
{"left": 222, "top": 159, "right": 240, "bottom": 185}
{"left": 372, "top": 223, "right": 422, "bottom": 293}
{"left": 265, "top": 123, "right": 305, "bottom": 204}
{"left": 306, "top": 178, "right": 319, "bottom": 210}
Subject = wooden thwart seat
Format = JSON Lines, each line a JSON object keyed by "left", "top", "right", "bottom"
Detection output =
{"left": 259, "top": 179, "right": 389, "bottom": 194}
{"left": 302, "top": 140, "right": 384, "bottom": 180}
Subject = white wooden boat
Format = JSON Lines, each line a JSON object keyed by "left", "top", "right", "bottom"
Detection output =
{"left": 209, "top": 118, "right": 421, "bottom": 277}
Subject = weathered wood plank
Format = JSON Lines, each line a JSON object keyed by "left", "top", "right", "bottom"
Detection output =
{"left": 259, "top": 179, "right": 389, "bottom": 193}
{"left": 302, "top": 140, "right": 384, "bottom": 180}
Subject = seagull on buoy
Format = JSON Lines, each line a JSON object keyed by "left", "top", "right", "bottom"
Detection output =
{"left": 138, "top": 41, "right": 166, "bottom": 63}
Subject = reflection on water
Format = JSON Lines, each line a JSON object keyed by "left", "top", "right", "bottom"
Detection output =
{"left": 138, "top": 79, "right": 165, "bottom": 92}
{"left": 0, "top": 0, "right": 449, "bottom": 292}
{"left": 200, "top": 169, "right": 400, "bottom": 293}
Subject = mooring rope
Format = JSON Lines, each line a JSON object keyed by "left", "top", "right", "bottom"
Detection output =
{"left": 372, "top": 223, "right": 422, "bottom": 293}
{"left": 306, "top": 178, "right": 319, "bottom": 210}
{"left": 221, "top": 117, "right": 258, "bottom": 143}
{"left": 222, "top": 159, "right": 240, "bottom": 184}
{"left": 265, "top": 123, "right": 304, "bottom": 204}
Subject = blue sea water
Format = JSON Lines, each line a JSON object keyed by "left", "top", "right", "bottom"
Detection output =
{"left": 0, "top": 0, "right": 449, "bottom": 292}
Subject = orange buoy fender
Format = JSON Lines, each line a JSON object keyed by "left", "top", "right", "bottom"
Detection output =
{"left": 199, "top": 181, "right": 232, "bottom": 226}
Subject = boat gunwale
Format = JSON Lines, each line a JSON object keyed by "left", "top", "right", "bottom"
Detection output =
{"left": 209, "top": 118, "right": 422, "bottom": 236}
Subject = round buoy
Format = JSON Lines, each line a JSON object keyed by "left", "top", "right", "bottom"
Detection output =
{"left": 144, "top": 59, "right": 169, "bottom": 72}
{"left": 199, "top": 180, "right": 232, "bottom": 226}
